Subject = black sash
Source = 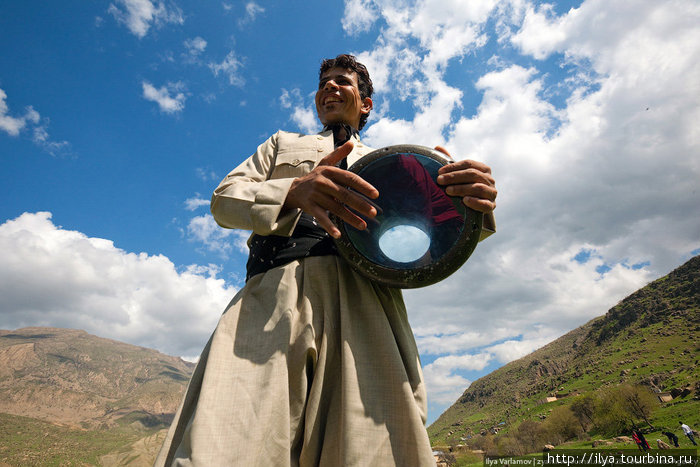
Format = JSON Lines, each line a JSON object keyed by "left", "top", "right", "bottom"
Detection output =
{"left": 245, "top": 124, "right": 358, "bottom": 281}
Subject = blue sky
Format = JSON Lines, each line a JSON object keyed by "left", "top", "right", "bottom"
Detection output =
{"left": 1, "top": 0, "right": 699, "bottom": 425}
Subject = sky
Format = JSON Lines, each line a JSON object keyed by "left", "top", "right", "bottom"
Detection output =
{"left": 1, "top": 0, "right": 698, "bottom": 425}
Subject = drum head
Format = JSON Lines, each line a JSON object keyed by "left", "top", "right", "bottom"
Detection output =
{"left": 331, "top": 144, "right": 483, "bottom": 288}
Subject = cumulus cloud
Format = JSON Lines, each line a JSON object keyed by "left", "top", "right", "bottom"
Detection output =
{"left": 343, "top": 0, "right": 700, "bottom": 420}
{"left": 142, "top": 81, "right": 186, "bottom": 113}
{"left": 108, "top": 0, "right": 184, "bottom": 38}
{"left": 0, "top": 212, "right": 236, "bottom": 358}
{"left": 209, "top": 51, "right": 245, "bottom": 87}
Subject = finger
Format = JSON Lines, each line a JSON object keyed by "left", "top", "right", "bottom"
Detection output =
{"left": 328, "top": 203, "right": 370, "bottom": 231}
{"left": 438, "top": 159, "right": 492, "bottom": 175}
{"left": 312, "top": 197, "right": 369, "bottom": 235}
{"left": 462, "top": 196, "right": 497, "bottom": 214}
{"left": 332, "top": 186, "right": 378, "bottom": 219}
{"left": 434, "top": 145, "right": 454, "bottom": 161}
{"left": 327, "top": 168, "right": 379, "bottom": 200}
{"left": 438, "top": 168, "right": 495, "bottom": 187}
{"left": 318, "top": 140, "right": 354, "bottom": 167}
{"left": 308, "top": 208, "right": 342, "bottom": 238}
{"left": 445, "top": 183, "right": 497, "bottom": 201}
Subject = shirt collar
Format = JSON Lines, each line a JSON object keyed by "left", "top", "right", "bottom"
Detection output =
{"left": 322, "top": 123, "right": 360, "bottom": 146}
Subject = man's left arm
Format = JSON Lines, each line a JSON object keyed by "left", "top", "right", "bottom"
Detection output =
{"left": 434, "top": 146, "right": 497, "bottom": 241}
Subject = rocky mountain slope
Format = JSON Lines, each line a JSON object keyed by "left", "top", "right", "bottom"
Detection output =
{"left": 0, "top": 327, "right": 193, "bottom": 430}
{"left": 428, "top": 255, "right": 700, "bottom": 444}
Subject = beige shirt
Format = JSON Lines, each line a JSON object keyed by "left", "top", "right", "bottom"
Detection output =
{"left": 211, "top": 129, "right": 495, "bottom": 242}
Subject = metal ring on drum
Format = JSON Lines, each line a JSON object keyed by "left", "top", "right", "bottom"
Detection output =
{"left": 331, "top": 144, "right": 483, "bottom": 288}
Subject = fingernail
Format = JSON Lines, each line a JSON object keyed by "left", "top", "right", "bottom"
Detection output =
{"left": 437, "top": 175, "right": 445, "bottom": 184}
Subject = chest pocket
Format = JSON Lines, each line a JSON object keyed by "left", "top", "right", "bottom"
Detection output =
{"left": 268, "top": 150, "right": 319, "bottom": 180}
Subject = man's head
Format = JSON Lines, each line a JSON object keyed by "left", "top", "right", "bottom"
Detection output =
{"left": 316, "top": 54, "right": 374, "bottom": 130}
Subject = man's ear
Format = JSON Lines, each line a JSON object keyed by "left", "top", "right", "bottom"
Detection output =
{"left": 361, "top": 97, "right": 373, "bottom": 114}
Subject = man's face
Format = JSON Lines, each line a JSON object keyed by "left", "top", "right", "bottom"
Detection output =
{"left": 315, "top": 67, "right": 372, "bottom": 130}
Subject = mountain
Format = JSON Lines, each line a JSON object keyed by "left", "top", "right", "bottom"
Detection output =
{"left": 0, "top": 327, "right": 194, "bottom": 430}
{"left": 428, "top": 255, "right": 700, "bottom": 444}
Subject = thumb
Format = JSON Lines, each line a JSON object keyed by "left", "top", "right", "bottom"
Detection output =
{"left": 434, "top": 145, "right": 454, "bottom": 160}
{"left": 319, "top": 140, "right": 354, "bottom": 166}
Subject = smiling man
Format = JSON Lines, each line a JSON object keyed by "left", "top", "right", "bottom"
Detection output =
{"left": 155, "top": 54, "right": 497, "bottom": 467}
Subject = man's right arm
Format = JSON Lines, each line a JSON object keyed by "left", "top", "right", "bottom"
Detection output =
{"left": 211, "top": 132, "right": 302, "bottom": 237}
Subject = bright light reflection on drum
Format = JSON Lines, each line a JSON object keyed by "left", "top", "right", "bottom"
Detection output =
{"left": 378, "top": 225, "right": 431, "bottom": 263}
{"left": 332, "top": 145, "right": 483, "bottom": 288}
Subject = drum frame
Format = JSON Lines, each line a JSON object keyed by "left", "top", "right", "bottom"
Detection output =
{"left": 331, "top": 144, "right": 483, "bottom": 288}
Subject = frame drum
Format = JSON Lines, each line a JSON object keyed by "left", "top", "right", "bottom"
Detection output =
{"left": 331, "top": 144, "right": 483, "bottom": 288}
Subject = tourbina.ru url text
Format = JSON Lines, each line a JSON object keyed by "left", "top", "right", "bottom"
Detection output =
{"left": 485, "top": 449, "right": 697, "bottom": 467}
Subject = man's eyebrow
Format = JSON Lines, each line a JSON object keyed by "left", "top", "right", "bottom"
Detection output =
{"left": 319, "top": 74, "right": 352, "bottom": 86}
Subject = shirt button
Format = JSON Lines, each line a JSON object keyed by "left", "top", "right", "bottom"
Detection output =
{"left": 292, "top": 158, "right": 300, "bottom": 165}
{"left": 317, "top": 148, "right": 324, "bottom": 152}
{"left": 317, "top": 136, "right": 323, "bottom": 140}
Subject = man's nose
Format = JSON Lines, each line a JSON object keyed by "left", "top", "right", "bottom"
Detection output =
{"left": 323, "top": 80, "right": 338, "bottom": 91}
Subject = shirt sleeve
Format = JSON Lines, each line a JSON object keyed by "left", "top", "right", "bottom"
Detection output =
{"left": 210, "top": 132, "right": 303, "bottom": 237}
{"left": 479, "top": 212, "right": 496, "bottom": 241}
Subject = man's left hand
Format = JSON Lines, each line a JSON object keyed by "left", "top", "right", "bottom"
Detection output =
{"left": 434, "top": 146, "right": 497, "bottom": 213}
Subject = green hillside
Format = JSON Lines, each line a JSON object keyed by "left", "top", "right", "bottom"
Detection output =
{"left": 428, "top": 255, "right": 699, "bottom": 447}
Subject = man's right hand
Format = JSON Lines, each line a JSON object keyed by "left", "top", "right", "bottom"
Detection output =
{"left": 283, "top": 141, "right": 378, "bottom": 238}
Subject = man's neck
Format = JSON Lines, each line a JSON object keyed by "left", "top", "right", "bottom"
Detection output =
{"left": 323, "top": 122, "right": 359, "bottom": 144}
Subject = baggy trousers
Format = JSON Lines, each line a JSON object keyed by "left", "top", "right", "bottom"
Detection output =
{"left": 154, "top": 256, "right": 437, "bottom": 466}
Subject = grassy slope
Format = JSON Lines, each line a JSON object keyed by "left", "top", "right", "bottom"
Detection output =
{"left": 429, "top": 256, "right": 700, "bottom": 446}
{"left": 0, "top": 412, "right": 149, "bottom": 466}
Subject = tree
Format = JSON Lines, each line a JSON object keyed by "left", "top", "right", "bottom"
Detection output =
{"left": 570, "top": 394, "right": 596, "bottom": 431}
{"left": 543, "top": 406, "right": 582, "bottom": 445}
{"left": 618, "top": 384, "right": 657, "bottom": 429}
{"left": 515, "top": 420, "right": 546, "bottom": 453}
{"left": 594, "top": 387, "right": 630, "bottom": 435}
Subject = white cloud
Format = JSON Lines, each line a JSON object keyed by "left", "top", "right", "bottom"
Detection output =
{"left": 239, "top": 2, "right": 265, "bottom": 26}
{"left": 0, "top": 89, "right": 38, "bottom": 136}
{"left": 209, "top": 51, "right": 245, "bottom": 87}
{"left": 0, "top": 89, "right": 70, "bottom": 156}
{"left": 184, "top": 195, "right": 210, "bottom": 211}
{"left": 342, "top": 0, "right": 379, "bottom": 35}
{"left": 195, "top": 167, "right": 219, "bottom": 183}
{"left": 345, "top": 0, "right": 700, "bottom": 420}
{"left": 32, "top": 125, "right": 70, "bottom": 157}
{"left": 187, "top": 214, "right": 249, "bottom": 256}
{"left": 0, "top": 212, "right": 236, "bottom": 358}
{"left": 291, "top": 107, "right": 320, "bottom": 135}
{"left": 423, "top": 352, "right": 492, "bottom": 405}
{"left": 183, "top": 36, "right": 207, "bottom": 59}
{"left": 142, "top": 81, "right": 186, "bottom": 113}
{"left": 108, "top": 0, "right": 184, "bottom": 38}
{"left": 279, "top": 88, "right": 321, "bottom": 134}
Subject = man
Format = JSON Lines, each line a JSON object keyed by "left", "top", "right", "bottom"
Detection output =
{"left": 680, "top": 421, "right": 697, "bottom": 446}
{"left": 662, "top": 429, "right": 679, "bottom": 448}
{"left": 155, "top": 54, "right": 496, "bottom": 466}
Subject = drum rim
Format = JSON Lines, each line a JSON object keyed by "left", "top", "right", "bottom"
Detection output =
{"left": 331, "top": 144, "right": 483, "bottom": 288}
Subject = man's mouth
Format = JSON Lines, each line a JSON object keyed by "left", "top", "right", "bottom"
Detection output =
{"left": 324, "top": 96, "right": 343, "bottom": 105}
